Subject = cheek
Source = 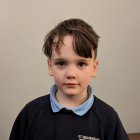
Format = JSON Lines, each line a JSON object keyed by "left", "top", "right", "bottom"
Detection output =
{"left": 79, "top": 72, "right": 92, "bottom": 82}
{"left": 53, "top": 73, "right": 63, "bottom": 83}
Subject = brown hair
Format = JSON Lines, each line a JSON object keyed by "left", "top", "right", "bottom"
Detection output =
{"left": 43, "top": 18, "right": 100, "bottom": 59}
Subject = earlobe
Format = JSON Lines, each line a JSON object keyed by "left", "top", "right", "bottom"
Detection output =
{"left": 48, "top": 60, "right": 53, "bottom": 76}
{"left": 91, "top": 59, "right": 99, "bottom": 78}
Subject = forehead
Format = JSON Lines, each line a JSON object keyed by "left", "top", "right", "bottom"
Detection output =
{"left": 52, "top": 35, "right": 74, "bottom": 55}
{"left": 51, "top": 37, "right": 95, "bottom": 61}
{"left": 51, "top": 35, "right": 95, "bottom": 59}
{"left": 53, "top": 35, "right": 73, "bottom": 46}
{"left": 52, "top": 35, "right": 74, "bottom": 53}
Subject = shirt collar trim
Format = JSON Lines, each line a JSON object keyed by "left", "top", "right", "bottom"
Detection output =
{"left": 50, "top": 84, "right": 94, "bottom": 116}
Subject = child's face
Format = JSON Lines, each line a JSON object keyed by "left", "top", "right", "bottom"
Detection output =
{"left": 48, "top": 35, "right": 98, "bottom": 97}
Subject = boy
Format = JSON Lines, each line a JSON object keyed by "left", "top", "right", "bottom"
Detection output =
{"left": 9, "top": 18, "right": 129, "bottom": 140}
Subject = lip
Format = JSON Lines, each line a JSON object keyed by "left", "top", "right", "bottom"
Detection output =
{"left": 64, "top": 83, "right": 78, "bottom": 85}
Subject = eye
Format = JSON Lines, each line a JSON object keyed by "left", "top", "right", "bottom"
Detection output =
{"left": 55, "top": 61, "right": 66, "bottom": 68}
{"left": 77, "top": 62, "right": 87, "bottom": 68}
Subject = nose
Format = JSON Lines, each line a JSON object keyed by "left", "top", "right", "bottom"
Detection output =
{"left": 65, "top": 65, "right": 77, "bottom": 79}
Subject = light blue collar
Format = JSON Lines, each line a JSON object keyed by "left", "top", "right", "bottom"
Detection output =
{"left": 50, "top": 84, "right": 94, "bottom": 116}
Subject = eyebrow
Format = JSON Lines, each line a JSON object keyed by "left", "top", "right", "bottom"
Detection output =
{"left": 53, "top": 58, "right": 66, "bottom": 61}
{"left": 53, "top": 58, "right": 91, "bottom": 62}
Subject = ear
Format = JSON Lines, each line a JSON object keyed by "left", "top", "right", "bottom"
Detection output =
{"left": 48, "top": 59, "right": 54, "bottom": 76}
{"left": 91, "top": 59, "right": 99, "bottom": 78}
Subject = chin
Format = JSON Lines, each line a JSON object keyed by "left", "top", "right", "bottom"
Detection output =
{"left": 59, "top": 87, "right": 82, "bottom": 96}
{"left": 63, "top": 90, "right": 80, "bottom": 96}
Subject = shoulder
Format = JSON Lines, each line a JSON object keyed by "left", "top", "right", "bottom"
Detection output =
{"left": 93, "top": 96, "right": 117, "bottom": 116}
{"left": 25, "top": 94, "right": 50, "bottom": 108}
{"left": 19, "top": 94, "right": 51, "bottom": 118}
{"left": 92, "top": 96, "right": 129, "bottom": 139}
{"left": 93, "top": 96, "right": 120, "bottom": 128}
{"left": 10, "top": 94, "right": 52, "bottom": 139}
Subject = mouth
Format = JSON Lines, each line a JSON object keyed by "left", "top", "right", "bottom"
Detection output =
{"left": 64, "top": 83, "right": 78, "bottom": 85}
{"left": 64, "top": 83, "right": 79, "bottom": 87}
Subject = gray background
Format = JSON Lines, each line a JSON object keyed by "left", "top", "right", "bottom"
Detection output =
{"left": 0, "top": 0, "right": 140, "bottom": 140}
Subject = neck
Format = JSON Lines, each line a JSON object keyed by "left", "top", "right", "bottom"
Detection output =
{"left": 56, "top": 90, "right": 89, "bottom": 108}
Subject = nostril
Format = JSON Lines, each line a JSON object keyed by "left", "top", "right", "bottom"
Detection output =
{"left": 67, "top": 75, "right": 75, "bottom": 79}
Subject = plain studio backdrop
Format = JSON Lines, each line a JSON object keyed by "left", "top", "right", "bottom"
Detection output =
{"left": 0, "top": 0, "right": 140, "bottom": 140}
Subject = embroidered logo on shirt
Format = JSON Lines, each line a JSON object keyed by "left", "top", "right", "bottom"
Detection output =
{"left": 78, "top": 135, "right": 100, "bottom": 140}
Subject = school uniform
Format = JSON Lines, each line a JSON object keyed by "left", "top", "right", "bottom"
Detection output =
{"left": 9, "top": 85, "right": 129, "bottom": 140}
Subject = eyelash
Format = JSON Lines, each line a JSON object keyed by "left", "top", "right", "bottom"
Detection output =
{"left": 77, "top": 62, "right": 88, "bottom": 67}
{"left": 55, "top": 61, "right": 66, "bottom": 67}
{"left": 54, "top": 61, "right": 88, "bottom": 68}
